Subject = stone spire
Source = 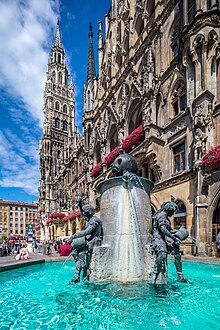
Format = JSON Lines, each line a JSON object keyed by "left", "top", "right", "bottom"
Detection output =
{"left": 56, "top": 17, "right": 61, "bottom": 47}
{"left": 86, "top": 22, "right": 96, "bottom": 83}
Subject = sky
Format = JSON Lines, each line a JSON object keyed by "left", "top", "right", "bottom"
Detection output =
{"left": 0, "top": 0, "right": 111, "bottom": 203}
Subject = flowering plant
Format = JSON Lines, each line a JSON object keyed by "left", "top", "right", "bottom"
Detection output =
{"left": 90, "top": 125, "right": 144, "bottom": 177}
{"left": 202, "top": 146, "right": 220, "bottom": 170}
{"left": 122, "top": 125, "right": 144, "bottom": 152}
{"left": 63, "top": 211, "right": 82, "bottom": 222}
{"left": 90, "top": 161, "right": 103, "bottom": 178}
{"left": 46, "top": 219, "right": 53, "bottom": 224}
{"left": 50, "top": 212, "right": 65, "bottom": 219}
{"left": 104, "top": 147, "right": 119, "bottom": 168}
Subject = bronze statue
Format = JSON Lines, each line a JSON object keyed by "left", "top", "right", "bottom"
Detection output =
{"left": 151, "top": 201, "right": 190, "bottom": 284}
{"left": 68, "top": 197, "right": 103, "bottom": 284}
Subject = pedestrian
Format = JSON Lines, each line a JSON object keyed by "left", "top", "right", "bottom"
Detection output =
{"left": 58, "top": 240, "right": 72, "bottom": 256}
{"left": 216, "top": 229, "right": 220, "bottom": 258}
{"left": 31, "top": 239, "right": 38, "bottom": 253}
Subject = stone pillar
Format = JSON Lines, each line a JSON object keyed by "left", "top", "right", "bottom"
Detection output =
{"left": 183, "top": 0, "right": 188, "bottom": 26}
{"left": 195, "top": 0, "right": 203, "bottom": 15}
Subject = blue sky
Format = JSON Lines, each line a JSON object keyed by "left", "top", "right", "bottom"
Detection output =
{"left": 0, "top": 0, "right": 111, "bottom": 203}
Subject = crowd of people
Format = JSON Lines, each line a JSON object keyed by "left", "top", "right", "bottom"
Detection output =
{"left": 0, "top": 238, "right": 73, "bottom": 258}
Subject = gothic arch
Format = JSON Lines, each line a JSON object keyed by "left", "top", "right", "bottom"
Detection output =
{"left": 63, "top": 104, "right": 67, "bottom": 113}
{"left": 167, "top": 73, "right": 186, "bottom": 119}
{"left": 126, "top": 98, "right": 142, "bottom": 135}
{"left": 55, "top": 101, "right": 60, "bottom": 111}
{"left": 208, "top": 187, "right": 220, "bottom": 242}
{"left": 108, "top": 124, "right": 118, "bottom": 151}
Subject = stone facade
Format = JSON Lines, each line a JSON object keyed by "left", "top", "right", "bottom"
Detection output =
{"left": 39, "top": 1, "right": 220, "bottom": 256}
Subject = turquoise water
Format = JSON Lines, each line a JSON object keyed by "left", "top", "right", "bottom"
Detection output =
{"left": 0, "top": 260, "right": 220, "bottom": 330}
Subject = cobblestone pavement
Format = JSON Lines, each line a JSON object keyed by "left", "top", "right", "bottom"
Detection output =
{"left": 0, "top": 251, "right": 72, "bottom": 272}
{"left": 0, "top": 252, "right": 219, "bottom": 272}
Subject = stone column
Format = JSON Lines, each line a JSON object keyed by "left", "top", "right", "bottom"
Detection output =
{"left": 195, "top": 0, "right": 203, "bottom": 16}
{"left": 183, "top": 0, "right": 188, "bottom": 27}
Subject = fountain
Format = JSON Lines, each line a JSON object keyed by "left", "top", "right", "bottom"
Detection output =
{"left": 68, "top": 152, "right": 189, "bottom": 285}
{"left": 90, "top": 152, "right": 155, "bottom": 283}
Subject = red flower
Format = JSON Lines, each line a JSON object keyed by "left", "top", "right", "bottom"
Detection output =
{"left": 50, "top": 212, "right": 65, "bottom": 219}
{"left": 202, "top": 146, "right": 220, "bottom": 170}
{"left": 122, "top": 125, "right": 144, "bottom": 152}
{"left": 90, "top": 161, "right": 103, "bottom": 178}
{"left": 104, "top": 147, "right": 119, "bottom": 167}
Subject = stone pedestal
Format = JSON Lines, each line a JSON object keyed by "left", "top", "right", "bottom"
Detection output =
{"left": 90, "top": 176, "right": 155, "bottom": 283}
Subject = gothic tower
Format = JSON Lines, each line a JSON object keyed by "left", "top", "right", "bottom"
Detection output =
{"left": 38, "top": 19, "right": 75, "bottom": 239}
{"left": 83, "top": 23, "right": 96, "bottom": 154}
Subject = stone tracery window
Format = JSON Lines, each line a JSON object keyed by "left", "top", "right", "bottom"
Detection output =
{"left": 63, "top": 104, "right": 67, "bottom": 113}
{"left": 171, "top": 82, "right": 187, "bottom": 117}
{"left": 173, "top": 142, "right": 186, "bottom": 173}
{"left": 58, "top": 72, "right": 62, "bottom": 85}
{"left": 174, "top": 201, "right": 187, "bottom": 229}
{"left": 55, "top": 101, "right": 60, "bottom": 110}
{"left": 63, "top": 121, "right": 68, "bottom": 132}
{"left": 55, "top": 118, "right": 60, "bottom": 129}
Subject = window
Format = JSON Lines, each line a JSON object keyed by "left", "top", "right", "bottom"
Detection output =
{"left": 58, "top": 72, "right": 62, "bottom": 84}
{"left": 173, "top": 100, "right": 179, "bottom": 116}
{"left": 55, "top": 118, "right": 60, "bottom": 129}
{"left": 172, "top": 42, "right": 178, "bottom": 58}
{"left": 174, "top": 201, "right": 187, "bottom": 229}
{"left": 55, "top": 101, "right": 60, "bottom": 110}
{"left": 171, "top": 82, "right": 186, "bottom": 117}
{"left": 63, "top": 104, "right": 67, "bottom": 113}
{"left": 173, "top": 143, "right": 186, "bottom": 173}
{"left": 63, "top": 121, "right": 68, "bottom": 132}
{"left": 180, "top": 94, "right": 187, "bottom": 110}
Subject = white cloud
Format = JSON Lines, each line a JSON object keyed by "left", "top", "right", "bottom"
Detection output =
{"left": 0, "top": 0, "right": 59, "bottom": 197}
{"left": 0, "top": 130, "right": 40, "bottom": 195}
{"left": 0, "top": 0, "right": 59, "bottom": 127}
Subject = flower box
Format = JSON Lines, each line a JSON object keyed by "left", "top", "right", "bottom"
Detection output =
{"left": 104, "top": 147, "right": 119, "bottom": 168}
{"left": 202, "top": 146, "right": 220, "bottom": 171}
{"left": 50, "top": 212, "right": 65, "bottom": 219}
{"left": 90, "top": 161, "right": 103, "bottom": 178}
{"left": 122, "top": 125, "right": 144, "bottom": 152}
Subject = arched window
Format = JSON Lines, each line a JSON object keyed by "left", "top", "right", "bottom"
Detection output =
{"left": 55, "top": 101, "right": 60, "bottom": 110}
{"left": 110, "top": 127, "right": 118, "bottom": 151}
{"left": 174, "top": 201, "right": 187, "bottom": 229}
{"left": 63, "top": 121, "right": 68, "bottom": 131}
{"left": 57, "top": 150, "right": 61, "bottom": 159}
{"left": 58, "top": 72, "right": 62, "bottom": 85}
{"left": 171, "top": 82, "right": 186, "bottom": 117}
{"left": 63, "top": 104, "right": 67, "bottom": 113}
{"left": 52, "top": 71, "right": 56, "bottom": 83}
{"left": 55, "top": 118, "right": 60, "bottom": 129}
{"left": 58, "top": 53, "right": 61, "bottom": 64}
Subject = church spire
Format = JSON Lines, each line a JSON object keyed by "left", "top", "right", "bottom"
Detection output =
{"left": 86, "top": 22, "right": 96, "bottom": 83}
{"left": 56, "top": 17, "right": 61, "bottom": 47}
